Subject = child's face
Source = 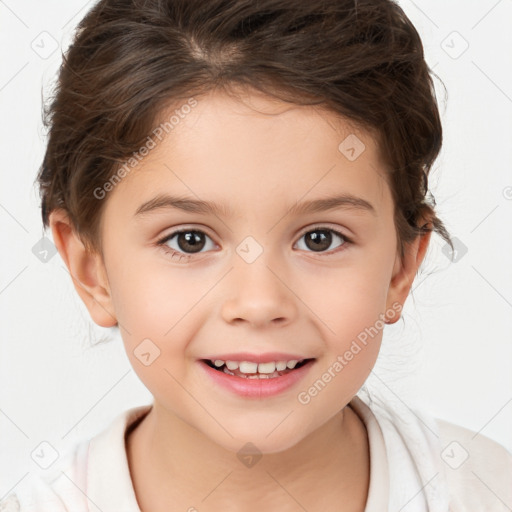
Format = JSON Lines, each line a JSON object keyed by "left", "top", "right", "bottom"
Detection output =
{"left": 55, "top": 89, "right": 427, "bottom": 453}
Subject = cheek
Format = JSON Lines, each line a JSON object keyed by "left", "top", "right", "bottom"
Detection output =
{"left": 294, "top": 248, "right": 392, "bottom": 390}
{"left": 109, "top": 254, "right": 208, "bottom": 337}
{"left": 297, "top": 281, "right": 385, "bottom": 419}
{"left": 107, "top": 257, "right": 221, "bottom": 374}
{"left": 298, "top": 249, "right": 393, "bottom": 330}
{"left": 109, "top": 261, "right": 205, "bottom": 409}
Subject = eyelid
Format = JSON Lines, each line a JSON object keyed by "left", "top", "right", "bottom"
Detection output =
{"left": 296, "top": 223, "right": 352, "bottom": 242}
{"left": 157, "top": 224, "right": 217, "bottom": 243}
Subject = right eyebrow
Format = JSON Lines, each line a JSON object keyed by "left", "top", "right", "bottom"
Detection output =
{"left": 134, "top": 194, "right": 234, "bottom": 218}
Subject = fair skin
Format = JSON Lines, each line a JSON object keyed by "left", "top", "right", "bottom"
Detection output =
{"left": 50, "top": 88, "right": 430, "bottom": 512}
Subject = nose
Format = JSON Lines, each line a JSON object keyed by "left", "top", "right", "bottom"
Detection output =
{"left": 220, "top": 256, "right": 298, "bottom": 329}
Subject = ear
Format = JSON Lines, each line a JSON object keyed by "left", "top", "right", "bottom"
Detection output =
{"left": 49, "top": 209, "right": 117, "bottom": 328}
{"left": 385, "top": 225, "right": 432, "bottom": 324}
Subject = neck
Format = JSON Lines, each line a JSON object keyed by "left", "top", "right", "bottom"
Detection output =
{"left": 126, "top": 402, "right": 370, "bottom": 512}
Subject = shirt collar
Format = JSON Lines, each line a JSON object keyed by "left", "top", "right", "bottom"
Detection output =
{"left": 87, "top": 404, "right": 152, "bottom": 512}
{"left": 85, "top": 397, "right": 387, "bottom": 512}
{"left": 349, "top": 395, "right": 390, "bottom": 511}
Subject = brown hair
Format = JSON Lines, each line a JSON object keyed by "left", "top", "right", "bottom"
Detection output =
{"left": 36, "top": 0, "right": 454, "bottom": 260}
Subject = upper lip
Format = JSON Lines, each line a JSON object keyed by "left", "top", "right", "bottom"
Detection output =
{"left": 201, "top": 352, "right": 314, "bottom": 363}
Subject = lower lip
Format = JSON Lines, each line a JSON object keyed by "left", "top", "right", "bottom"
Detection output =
{"left": 197, "top": 359, "right": 315, "bottom": 399}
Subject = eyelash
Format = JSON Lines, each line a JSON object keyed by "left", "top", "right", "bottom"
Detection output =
{"left": 156, "top": 225, "right": 353, "bottom": 262}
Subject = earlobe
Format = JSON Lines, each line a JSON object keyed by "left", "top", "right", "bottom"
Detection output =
{"left": 385, "top": 228, "right": 432, "bottom": 324}
{"left": 49, "top": 209, "right": 118, "bottom": 328}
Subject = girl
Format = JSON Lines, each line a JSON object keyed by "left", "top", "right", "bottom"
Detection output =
{"left": 2, "top": 0, "right": 511, "bottom": 510}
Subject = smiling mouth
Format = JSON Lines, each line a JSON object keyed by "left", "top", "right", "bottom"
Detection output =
{"left": 202, "top": 358, "right": 315, "bottom": 379}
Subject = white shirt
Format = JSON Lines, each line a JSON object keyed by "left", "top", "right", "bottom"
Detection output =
{"left": 2, "top": 394, "right": 511, "bottom": 511}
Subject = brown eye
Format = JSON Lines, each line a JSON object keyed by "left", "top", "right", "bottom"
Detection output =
{"left": 175, "top": 231, "right": 205, "bottom": 253}
{"left": 159, "top": 229, "right": 215, "bottom": 255}
{"left": 295, "top": 227, "right": 349, "bottom": 253}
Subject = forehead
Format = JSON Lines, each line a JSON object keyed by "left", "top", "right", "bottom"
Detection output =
{"left": 104, "top": 89, "right": 391, "bottom": 220}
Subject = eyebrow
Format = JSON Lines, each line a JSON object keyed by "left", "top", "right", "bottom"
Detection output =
{"left": 134, "top": 193, "right": 376, "bottom": 218}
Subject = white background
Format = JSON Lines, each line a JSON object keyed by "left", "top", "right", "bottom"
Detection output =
{"left": 1, "top": 0, "right": 511, "bottom": 496}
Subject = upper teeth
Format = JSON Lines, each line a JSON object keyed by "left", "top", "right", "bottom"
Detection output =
{"left": 212, "top": 359, "right": 301, "bottom": 374}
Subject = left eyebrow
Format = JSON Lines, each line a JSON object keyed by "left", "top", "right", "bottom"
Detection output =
{"left": 287, "top": 194, "right": 377, "bottom": 217}
{"left": 133, "top": 193, "right": 377, "bottom": 218}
